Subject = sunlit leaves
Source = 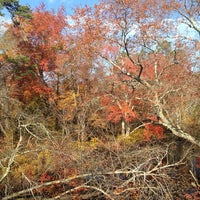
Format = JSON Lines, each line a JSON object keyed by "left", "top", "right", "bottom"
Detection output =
{"left": 101, "top": 80, "right": 138, "bottom": 124}
{"left": 143, "top": 124, "right": 164, "bottom": 141}
{"left": 57, "top": 91, "right": 78, "bottom": 121}
{"left": 106, "top": 102, "right": 138, "bottom": 123}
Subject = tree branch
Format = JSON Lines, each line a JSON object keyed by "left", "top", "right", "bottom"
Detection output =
{"left": 0, "top": 133, "right": 22, "bottom": 183}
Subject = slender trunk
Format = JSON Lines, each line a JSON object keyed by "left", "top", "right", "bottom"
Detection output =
{"left": 55, "top": 75, "right": 60, "bottom": 131}
{"left": 121, "top": 120, "right": 130, "bottom": 136}
{"left": 125, "top": 123, "right": 130, "bottom": 136}
{"left": 121, "top": 120, "right": 125, "bottom": 136}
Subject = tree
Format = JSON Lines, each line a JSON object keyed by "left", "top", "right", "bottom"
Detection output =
{"left": 0, "top": 0, "right": 32, "bottom": 25}
{"left": 90, "top": 0, "right": 200, "bottom": 147}
{"left": 101, "top": 74, "right": 138, "bottom": 136}
{"left": 57, "top": 0, "right": 200, "bottom": 146}
{"left": 49, "top": 7, "right": 109, "bottom": 137}
{"left": 1, "top": 4, "right": 66, "bottom": 104}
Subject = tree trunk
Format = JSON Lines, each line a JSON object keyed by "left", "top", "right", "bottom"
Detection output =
{"left": 121, "top": 120, "right": 126, "bottom": 136}
{"left": 157, "top": 103, "right": 200, "bottom": 148}
{"left": 121, "top": 120, "right": 130, "bottom": 136}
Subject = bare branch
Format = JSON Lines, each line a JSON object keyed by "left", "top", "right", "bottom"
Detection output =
{"left": 2, "top": 156, "right": 186, "bottom": 200}
{"left": 0, "top": 133, "right": 22, "bottom": 183}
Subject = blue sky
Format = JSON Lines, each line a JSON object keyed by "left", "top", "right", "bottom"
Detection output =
{"left": 19, "top": 0, "right": 98, "bottom": 13}
{"left": 0, "top": 0, "right": 98, "bottom": 36}
{"left": 1, "top": 0, "right": 198, "bottom": 41}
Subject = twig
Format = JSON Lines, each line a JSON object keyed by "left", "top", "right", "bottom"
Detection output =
{"left": 189, "top": 170, "right": 200, "bottom": 187}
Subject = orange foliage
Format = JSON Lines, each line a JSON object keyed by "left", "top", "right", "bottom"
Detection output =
{"left": 106, "top": 102, "right": 138, "bottom": 123}
{"left": 143, "top": 123, "right": 164, "bottom": 141}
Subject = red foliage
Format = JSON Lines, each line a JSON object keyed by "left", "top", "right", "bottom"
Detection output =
{"left": 184, "top": 190, "right": 200, "bottom": 200}
{"left": 10, "top": 75, "right": 52, "bottom": 102}
{"left": 143, "top": 123, "right": 164, "bottom": 141}
{"left": 8, "top": 4, "right": 66, "bottom": 103}
{"left": 40, "top": 172, "right": 51, "bottom": 183}
{"left": 37, "top": 167, "right": 81, "bottom": 197}
{"left": 102, "top": 99, "right": 138, "bottom": 123}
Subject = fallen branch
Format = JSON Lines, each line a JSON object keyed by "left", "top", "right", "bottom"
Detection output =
{"left": 2, "top": 158, "right": 185, "bottom": 200}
